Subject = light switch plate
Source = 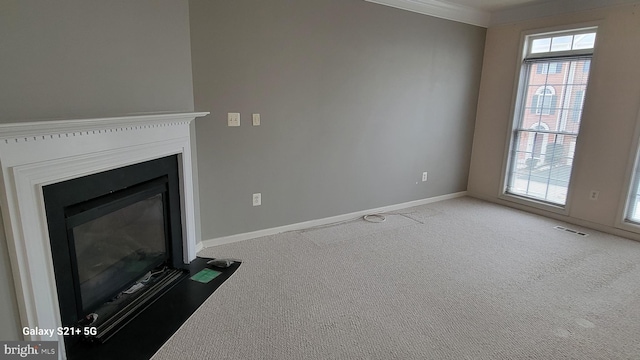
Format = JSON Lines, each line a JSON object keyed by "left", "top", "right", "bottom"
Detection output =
{"left": 228, "top": 113, "right": 240, "bottom": 127}
{"left": 252, "top": 113, "right": 260, "bottom": 126}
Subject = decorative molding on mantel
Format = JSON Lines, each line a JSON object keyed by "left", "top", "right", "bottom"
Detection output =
{"left": 364, "top": 0, "right": 491, "bottom": 27}
{"left": 0, "top": 112, "right": 209, "bottom": 143}
{"left": 0, "top": 111, "right": 208, "bottom": 357}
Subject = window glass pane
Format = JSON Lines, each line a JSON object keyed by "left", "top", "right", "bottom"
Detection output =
{"left": 627, "top": 177, "right": 640, "bottom": 222}
{"left": 572, "top": 33, "right": 596, "bottom": 50}
{"left": 550, "top": 35, "right": 573, "bottom": 52}
{"left": 531, "top": 38, "right": 551, "bottom": 53}
{"left": 570, "top": 90, "right": 585, "bottom": 124}
{"left": 626, "top": 152, "right": 640, "bottom": 224}
{"left": 508, "top": 134, "right": 569, "bottom": 205}
{"left": 629, "top": 200, "right": 640, "bottom": 222}
{"left": 508, "top": 133, "right": 576, "bottom": 205}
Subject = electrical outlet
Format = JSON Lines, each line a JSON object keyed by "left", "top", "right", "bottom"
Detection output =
{"left": 589, "top": 190, "right": 599, "bottom": 200}
{"left": 252, "top": 193, "right": 261, "bottom": 206}
{"left": 228, "top": 113, "right": 240, "bottom": 127}
{"left": 252, "top": 113, "right": 260, "bottom": 126}
{"left": 422, "top": 172, "right": 428, "bottom": 182}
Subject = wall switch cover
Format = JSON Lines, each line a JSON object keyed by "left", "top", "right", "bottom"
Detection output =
{"left": 228, "top": 113, "right": 240, "bottom": 127}
{"left": 252, "top": 113, "right": 260, "bottom": 126}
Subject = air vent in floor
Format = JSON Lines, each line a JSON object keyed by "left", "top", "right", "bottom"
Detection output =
{"left": 554, "top": 225, "right": 589, "bottom": 237}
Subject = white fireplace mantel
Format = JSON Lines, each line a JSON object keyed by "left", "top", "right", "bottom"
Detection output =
{"left": 0, "top": 112, "right": 208, "bottom": 356}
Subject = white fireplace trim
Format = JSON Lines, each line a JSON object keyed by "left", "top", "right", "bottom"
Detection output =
{"left": 0, "top": 112, "right": 208, "bottom": 355}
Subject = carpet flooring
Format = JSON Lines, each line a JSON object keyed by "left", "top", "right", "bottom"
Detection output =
{"left": 151, "top": 197, "right": 640, "bottom": 359}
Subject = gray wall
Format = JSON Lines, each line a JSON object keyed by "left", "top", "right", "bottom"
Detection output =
{"left": 0, "top": 0, "right": 194, "bottom": 122}
{"left": 190, "top": 0, "right": 486, "bottom": 239}
{"left": 0, "top": 0, "right": 194, "bottom": 340}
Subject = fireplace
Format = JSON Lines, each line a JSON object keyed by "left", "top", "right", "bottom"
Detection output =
{"left": 43, "top": 155, "right": 187, "bottom": 344}
{"left": 0, "top": 112, "right": 208, "bottom": 359}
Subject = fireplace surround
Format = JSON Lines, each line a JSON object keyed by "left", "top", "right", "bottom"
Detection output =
{"left": 0, "top": 112, "right": 208, "bottom": 358}
{"left": 43, "top": 154, "right": 188, "bottom": 345}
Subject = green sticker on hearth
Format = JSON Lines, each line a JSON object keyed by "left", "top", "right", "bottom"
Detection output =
{"left": 190, "top": 268, "right": 222, "bottom": 283}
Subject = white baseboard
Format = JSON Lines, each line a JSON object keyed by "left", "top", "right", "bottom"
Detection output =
{"left": 200, "top": 191, "right": 467, "bottom": 250}
{"left": 194, "top": 241, "right": 205, "bottom": 254}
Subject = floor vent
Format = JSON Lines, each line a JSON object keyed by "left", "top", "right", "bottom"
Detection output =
{"left": 554, "top": 225, "right": 589, "bottom": 237}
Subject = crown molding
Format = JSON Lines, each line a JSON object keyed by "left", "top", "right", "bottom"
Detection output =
{"left": 365, "top": 0, "right": 491, "bottom": 27}
{"left": 491, "top": 0, "right": 640, "bottom": 26}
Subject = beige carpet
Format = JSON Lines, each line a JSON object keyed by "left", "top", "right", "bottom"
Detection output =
{"left": 152, "top": 197, "right": 640, "bottom": 359}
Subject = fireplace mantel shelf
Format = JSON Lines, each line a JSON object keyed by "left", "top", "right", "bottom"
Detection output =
{"left": 0, "top": 112, "right": 209, "bottom": 142}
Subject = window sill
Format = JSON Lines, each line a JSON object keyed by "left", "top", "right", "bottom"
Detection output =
{"left": 614, "top": 219, "right": 640, "bottom": 235}
{"left": 498, "top": 192, "right": 569, "bottom": 216}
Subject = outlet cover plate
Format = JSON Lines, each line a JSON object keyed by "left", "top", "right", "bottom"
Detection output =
{"left": 253, "top": 193, "right": 261, "bottom": 206}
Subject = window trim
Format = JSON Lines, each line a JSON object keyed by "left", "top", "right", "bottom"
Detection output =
{"left": 498, "top": 23, "right": 600, "bottom": 215}
{"left": 615, "top": 106, "right": 640, "bottom": 234}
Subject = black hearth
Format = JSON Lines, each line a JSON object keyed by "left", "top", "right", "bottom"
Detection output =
{"left": 43, "top": 156, "right": 187, "bottom": 346}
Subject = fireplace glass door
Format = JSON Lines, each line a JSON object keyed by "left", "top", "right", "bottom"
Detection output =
{"left": 69, "top": 193, "right": 167, "bottom": 313}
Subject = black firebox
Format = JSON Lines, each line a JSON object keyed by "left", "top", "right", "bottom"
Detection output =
{"left": 43, "top": 156, "right": 186, "bottom": 346}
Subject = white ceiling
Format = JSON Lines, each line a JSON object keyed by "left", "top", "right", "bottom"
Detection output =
{"left": 365, "top": 0, "right": 640, "bottom": 27}
{"left": 442, "top": 0, "right": 546, "bottom": 12}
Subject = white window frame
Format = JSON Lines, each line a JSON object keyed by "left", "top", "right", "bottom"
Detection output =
{"left": 616, "top": 106, "right": 640, "bottom": 234}
{"left": 498, "top": 23, "right": 599, "bottom": 214}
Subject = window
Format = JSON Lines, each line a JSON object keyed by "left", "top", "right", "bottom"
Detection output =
{"left": 625, "top": 163, "right": 640, "bottom": 224}
{"left": 624, "top": 115, "right": 640, "bottom": 225}
{"left": 504, "top": 28, "right": 596, "bottom": 206}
